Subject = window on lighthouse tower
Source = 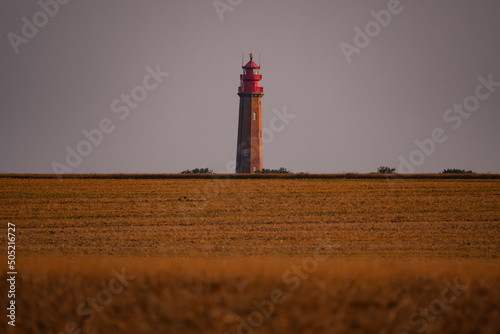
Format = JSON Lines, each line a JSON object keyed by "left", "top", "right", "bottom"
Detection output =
{"left": 253, "top": 112, "right": 256, "bottom": 120}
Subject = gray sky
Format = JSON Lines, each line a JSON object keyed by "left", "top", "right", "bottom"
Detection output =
{"left": 1, "top": 0, "right": 499, "bottom": 174}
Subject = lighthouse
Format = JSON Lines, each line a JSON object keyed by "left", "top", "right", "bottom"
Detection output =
{"left": 236, "top": 53, "right": 264, "bottom": 173}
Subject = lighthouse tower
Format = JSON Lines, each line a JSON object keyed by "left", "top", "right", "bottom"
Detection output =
{"left": 236, "top": 53, "right": 264, "bottom": 173}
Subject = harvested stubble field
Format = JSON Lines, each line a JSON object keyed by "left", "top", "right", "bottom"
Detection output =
{"left": 1, "top": 176, "right": 499, "bottom": 333}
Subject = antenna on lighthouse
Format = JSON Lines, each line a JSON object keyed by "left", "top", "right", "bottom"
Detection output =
{"left": 241, "top": 53, "right": 244, "bottom": 66}
{"left": 259, "top": 53, "right": 261, "bottom": 66}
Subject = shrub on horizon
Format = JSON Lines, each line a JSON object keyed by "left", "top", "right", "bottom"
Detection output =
{"left": 180, "top": 168, "right": 214, "bottom": 174}
{"left": 256, "top": 167, "right": 291, "bottom": 174}
{"left": 441, "top": 169, "right": 474, "bottom": 174}
{"left": 377, "top": 166, "right": 396, "bottom": 174}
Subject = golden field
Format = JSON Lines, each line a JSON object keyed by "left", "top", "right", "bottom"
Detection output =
{"left": 1, "top": 177, "right": 499, "bottom": 333}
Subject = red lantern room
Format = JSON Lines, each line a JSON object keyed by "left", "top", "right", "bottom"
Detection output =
{"left": 238, "top": 53, "right": 263, "bottom": 94}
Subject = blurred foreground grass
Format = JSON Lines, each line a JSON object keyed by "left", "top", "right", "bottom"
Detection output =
{"left": 1, "top": 256, "right": 498, "bottom": 333}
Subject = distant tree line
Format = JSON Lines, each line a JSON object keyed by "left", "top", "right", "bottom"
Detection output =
{"left": 440, "top": 169, "right": 473, "bottom": 174}
{"left": 180, "top": 166, "right": 476, "bottom": 174}
{"left": 180, "top": 167, "right": 292, "bottom": 174}
{"left": 256, "top": 167, "right": 291, "bottom": 174}
{"left": 376, "top": 166, "right": 475, "bottom": 174}
{"left": 181, "top": 168, "right": 213, "bottom": 174}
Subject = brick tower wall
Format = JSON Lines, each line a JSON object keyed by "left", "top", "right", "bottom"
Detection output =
{"left": 236, "top": 93, "right": 263, "bottom": 173}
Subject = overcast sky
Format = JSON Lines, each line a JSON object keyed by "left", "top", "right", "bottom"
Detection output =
{"left": 1, "top": 0, "right": 499, "bottom": 174}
